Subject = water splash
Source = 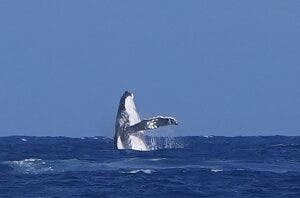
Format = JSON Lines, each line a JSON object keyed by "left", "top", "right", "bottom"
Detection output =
{"left": 164, "top": 136, "right": 184, "bottom": 149}
{"left": 145, "top": 134, "right": 183, "bottom": 150}
{"left": 149, "top": 136, "right": 158, "bottom": 150}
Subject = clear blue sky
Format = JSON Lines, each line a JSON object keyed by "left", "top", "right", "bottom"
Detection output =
{"left": 0, "top": 1, "right": 299, "bottom": 137}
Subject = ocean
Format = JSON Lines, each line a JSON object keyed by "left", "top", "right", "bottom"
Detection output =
{"left": 0, "top": 136, "right": 299, "bottom": 197}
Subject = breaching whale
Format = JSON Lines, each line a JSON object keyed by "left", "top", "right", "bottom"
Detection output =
{"left": 114, "top": 91, "right": 178, "bottom": 151}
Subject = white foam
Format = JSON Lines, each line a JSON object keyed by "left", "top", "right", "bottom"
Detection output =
{"left": 211, "top": 169, "right": 223, "bottom": 173}
{"left": 10, "top": 158, "right": 42, "bottom": 165}
{"left": 147, "top": 158, "right": 166, "bottom": 161}
{"left": 128, "top": 169, "right": 154, "bottom": 174}
{"left": 4, "top": 158, "right": 53, "bottom": 174}
{"left": 21, "top": 138, "right": 27, "bottom": 142}
{"left": 23, "top": 158, "right": 41, "bottom": 162}
{"left": 271, "top": 144, "right": 285, "bottom": 147}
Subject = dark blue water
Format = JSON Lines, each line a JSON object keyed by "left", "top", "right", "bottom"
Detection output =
{"left": 1, "top": 136, "right": 300, "bottom": 197}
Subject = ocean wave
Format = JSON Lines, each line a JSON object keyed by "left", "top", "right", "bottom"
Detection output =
{"left": 124, "top": 169, "right": 155, "bottom": 174}
{"left": 3, "top": 158, "right": 53, "bottom": 174}
{"left": 271, "top": 143, "right": 300, "bottom": 148}
{"left": 1, "top": 136, "right": 299, "bottom": 197}
{"left": 1, "top": 136, "right": 300, "bottom": 176}
{"left": 2, "top": 157, "right": 300, "bottom": 175}
{"left": 146, "top": 158, "right": 167, "bottom": 161}
{"left": 211, "top": 169, "right": 223, "bottom": 173}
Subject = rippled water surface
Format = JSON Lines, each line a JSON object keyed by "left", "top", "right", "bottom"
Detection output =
{"left": 1, "top": 136, "right": 300, "bottom": 197}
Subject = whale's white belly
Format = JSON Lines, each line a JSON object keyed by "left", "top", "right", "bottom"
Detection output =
{"left": 129, "top": 135, "right": 148, "bottom": 151}
{"left": 117, "top": 136, "right": 125, "bottom": 149}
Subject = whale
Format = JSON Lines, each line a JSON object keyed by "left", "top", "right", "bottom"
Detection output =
{"left": 114, "top": 91, "right": 178, "bottom": 151}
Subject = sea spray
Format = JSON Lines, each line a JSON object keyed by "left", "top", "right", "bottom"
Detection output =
{"left": 145, "top": 133, "right": 183, "bottom": 150}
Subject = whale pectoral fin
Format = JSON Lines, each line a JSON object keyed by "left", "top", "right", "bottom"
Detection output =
{"left": 126, "top": 116, "right": 178, "bottom": 132}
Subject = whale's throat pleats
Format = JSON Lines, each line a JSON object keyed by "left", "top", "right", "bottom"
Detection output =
{"left": 124, "top": 96, "right": 141, "bottom": 125}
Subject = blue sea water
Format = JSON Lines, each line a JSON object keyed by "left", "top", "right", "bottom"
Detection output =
{"left": 0, "top": 136, "right": 300, "bottom": 198}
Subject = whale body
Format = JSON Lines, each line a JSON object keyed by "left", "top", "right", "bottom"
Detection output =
{"left": 114, "top": 91, "right": 178, "bottom": 151}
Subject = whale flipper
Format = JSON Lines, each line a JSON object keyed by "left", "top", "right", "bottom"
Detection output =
{"left": 126, "top": 116, "right": 178, "bottom": 133}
